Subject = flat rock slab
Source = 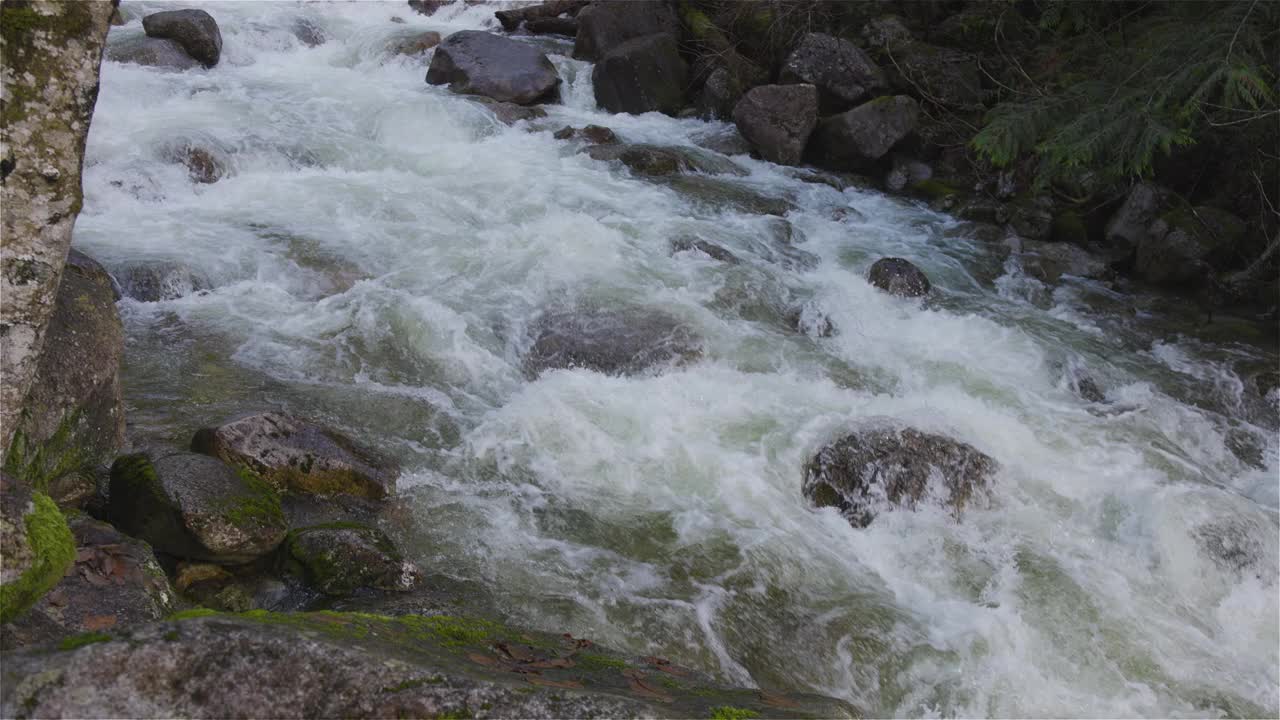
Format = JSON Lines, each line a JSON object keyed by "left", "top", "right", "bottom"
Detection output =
{"left": 426, "top": 31, "right": 560, "bottom": 105}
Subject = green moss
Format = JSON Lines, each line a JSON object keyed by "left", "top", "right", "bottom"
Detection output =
{"left": 0, "top": 493, "right": 75, "bottom": 623}
{"left": 58, "top": 631, "right": 112, "bottom": 650}
{"left": 1, "top": 1, "right": 98, "bottom": 125}
{"left": 909, "top": 178, "right": 960, "bottom": 201}
{"left": 168, "top": 607, "right": 220, "bottom": 620}
{"left": 710, "top": 706, "right": 760, "bottom": 720}
{"left": 221, "top": 466, "right": 285, "bottom": 528}
{"left": 678, "top": 2, "right": 717, "bottom": 40}
{"left": 574, "top": 653, "right": 628, "bottom": 671}
{"left": 285, "top": 468, "right": 374, "bottom": 498}
{"left": 163, "top": 630, "right": 180, "bottom": 641}
{"left": 1051, "top": 211, "right": 1089, "bottom": 245}
{"left": 433, "top": 710, "right": 473, "bottom": 720}
{"left": 398, "top": 615, "right": 503, "bottom": 648}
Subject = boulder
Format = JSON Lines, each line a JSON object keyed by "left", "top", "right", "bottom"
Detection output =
{"left": 862, "top": 15, "right": 913, "bottom": 48}
{"left": 667, "top": 175, "right": 795, "bottom": 216}
{"left": 114, "top": 260, "right": 211, "bottom": 302}
{"left": 1018, "top": 239, "right": 1109, "bottom": 283}
{"left": 867, "top": 257, "right": 931, "bottom": 297}
{"left": 495, "top": 0, "right": 588, "bottom": 32}
{"left": 191, "top": 412, "right": 399, "bottom": 500}
{"left": 1135, "top": 206, "right": 1246, "bottom": 287}
{"left": 407, "top": 0, "right": 452, "bottom": 16}
{"left": 169, "top": 144, "right": 227, "bottom": 184}
{"left": 585, "top": 143, "right": 745, "bottom": 177}
{"left": 694, "top": 67, "right": 741, "bottom": 121}
{"left": 889, "top": 42, "right": 981, "bottom": 108}
{"left": 553, "top": 124, "right": 618, "bottom": 144}
{"left": 884, "top": 156, "right": 932, "bottom": 193}
{"left": 1006, "top": 197, "right": 1054, "bottom": 242}
{"left": 1104, "top": 183, "right": 1170, "bottom": 257}
{"left": 809, "top": 95, "right": 919, "bottom": 171}
{"left": 292, "top": 18, "right": 327, "bottom": 47}
{"left": 108, "top": 451, "right": 287, "bottom": 564}
{"left": 426, "top": 31, "right": 560, "bottom": 105}
{"left": 779, "top": 33, "right": 886, "bottom": 110}
{"left": 524, "top": 306, "right": 701, "bottom": 377}
{"left": 0, "top": 612, "right": 857, "bottom": 719}
{"left": 592, "top": 33, "right": 686, "bottom": 116}
{"left": 1, "top": 515, "right": 174, "bottom": 649}
{"left": 105, "top": 35, "right": 201, "bottom": 70}
{"left": 804, "top": 422, "right": 998, "bottom": 527}
{"left": 732, "top": 84, "right": 819, "bottom": 167}
{"left": 573, "top": 0, "right": 678, "bottom": 61}
{"left": 671, "top": 237, "right": 739, "bottom": 264}
{"left": 17, "top": 250, "right": 125, "bottom": 503}
{"left": 142, "top": 9, "right": 222, "bottom": 67}
{"left": 525, "top": 16, "right": 578, "bottom": 36}
{"left": 0, "top": 474, "right": 75, "bottom": 624}
{"left": 387, "top": 30, "right": 442, "bottom": 57}
{"left": 286, "top": 523, "right": 420, "bottom": 596}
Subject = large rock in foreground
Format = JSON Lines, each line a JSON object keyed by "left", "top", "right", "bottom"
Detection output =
{"left": 804, "top": 422, "right": 998, "bottom": 527}
{"left": 779, "top": 32, "right": 886, "bottom": 110}
{"left": 0, "top": 612, "right": 856, "bottom": 719}
{"left": 426, "top": 31, "right": 560, "bottom": 105}
{"left": 732, "top": 84, "right": 819, "bottom": 166}
{"left": 192, "top": 412, "right": 399, "bottom": 500}
{"left": 108, "top": 451, "right": 287, "bottom": 564}
{"left": 573, "top": 0, "right": 678, "bottom": 61}
{"left": 809, "top": 95, "right": 919, "bottom": 171}
{"left": 0, "top": 474, "right": 74, "bottom": 624}
{"left": 524, "top": 306, "right": 701, "bottom": 377}
{"left": 142, "top": 9, "right": 222, "bottom": 67}
{"left": 592, "top": 33, "right": 686, "bottom": 116}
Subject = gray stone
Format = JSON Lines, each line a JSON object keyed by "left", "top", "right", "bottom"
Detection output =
{"left": 592, "top": 33, "right": 686, "bottom": 116}
{"left": 780, "top": 33, "right": 886, "bottom": 110}
{"left": 468, "top": 96, "right": 548, "bottom": 125}
{"left": 671, "top": 237, "right": 738, "bottom": 264}
{"left": 586, "top": 143, "right": 745, "bottom": 177}
{"left": 1019, "top": 240, "right": 1109, "bottom": 284}
{"left": 115, "top": 260, "right": 211, "bottom": 302}
{"left": 286, "top": 523, "right": 420, "bottom": 596}
{"left": 387, "top": 30, "right": 442, "bottom": 57}
{"left": 105, "top": 35, "right": 201, "bottom": 70}
{"left": 1104, "top": 183, "right": 1170, "bottom": 257}
{"left": 1135, "top": 206, "right": 1246, "bottom": 288}
{"left": 732, "top": 84, "right": 818, "bottom": 167}
{"left": 862, "top": 15, "right": 913, "bottom": 48}
{"left": 292, "top": 18, "right": 326, "bottom": 47}
{"left": 573, "top": 0, "right": 678, "bottom": 61}
{"left": 524, "top": 306, "right": 701, "bottom": 377}
{"left": 494, "top": 0, "right": 588, "bottom": 32}
{"left": 143, "top": 9, "right": 222, "bottom": 67}
{"left": 426, "top": 31, "right": 560, "bottom": 105}
{"left": 666, "top": 175, "right": 795, "bottom": 216}
{"left": 867, "top": 257, "right": 931, "bottom": 297}
{"left": 809, "top": 96, "right": 919, "bottom": 171}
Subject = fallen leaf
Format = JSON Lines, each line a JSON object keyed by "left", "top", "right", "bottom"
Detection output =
{"left": 642, "top": 656, "right": 688, "bottom": 676}
{"left": 494, "top": 642, "right": 535, "bottom": 662}
{"left": 527, "top": 676, "right": 584, "bottom": 690}
{"left": 528, "top": 657, "right": 575, "bottom": 669}
{"left": 83, "top": 614, "right": 117, "bottom": 631}
{"left": 626, "top": 674, "right": 674, "bottom": 703}
{"left": 466, "top": 653, "right": 497, "bottom": 667}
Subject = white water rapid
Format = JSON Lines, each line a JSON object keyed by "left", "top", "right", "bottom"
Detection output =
{"left": 78, "top": 2, "right": 1278, "bottom": 716}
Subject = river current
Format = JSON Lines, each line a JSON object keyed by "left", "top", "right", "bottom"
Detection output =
{"left": 77, "top": 2, "right": 1278, "bottom": 716}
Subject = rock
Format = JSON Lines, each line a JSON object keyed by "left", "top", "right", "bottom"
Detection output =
{"left": 862, "top": 15, "right": 913, "bottom": 48}
{"left": 191, "top": 412, "right": 399, "bottom": 500}
{"left": 554, "top": 124, "right": 618, "bottom": 144}
{"left": 804, "top": 422, "right": 998, "bottom": 527}
{"left": 168, "top": 144, "right": 227, "bottom": 184}
{"left": 286, "top": 523, "right": 420, "bottom": 596}
{"left": 1019, "top": 240, "right": 1109, "bottom": 283}
{"left": 0, "top": 473, "right": 75, "bottom": 624}
{"left": 890, "top": 42, "right": 981, "bottom": 108}
{"left": 114, "top": 260, "right": 211, "bottom": 302}
{"left": 671, "top": 237, "right": 738, "bottom": 264}
{"left": 667, "top": 175, "right": 794, "bottom": 217}
{"left": 105, "top": 35, "right": 201, "bottom": 70}
{"left": 142, "top": 9, "right": 222, "bottom": 67}
{"left": 957, "top": 197, "right": 1008, "bottom": 225}
{"left": 110, "top": 7, "right": 127, "bottom": 26}
{"left": 390, "top": 16, "right": 406, "bottom": 24}
{"left": 407, "top": 0, "right": 452, "bottom": 16}
{"left": 573, "top": 0, "right": 678, "bottom": 61}
{"left": 592, "top": 33, "right": 686, "bottom": 116}
{"left": 779, "top": 33, "right": 886, "bottom": 111}
{"left": 586, "top": 143, "right": 745, "bottom": 177}
{"left": 1007, "top": 198, "right": 1054, "bottom": 242}
{"left": 1136, "top": 206, "right": 1247, "bottom": 288}
{"left": 524, "top": 16, "right": 578, "bottom": 37}
{"left": 426, "top": 31, "right": 560, "bottom": 105}
{"left": 0, "top": 1, "right": 115, "bottom": 454}
{"left": 15, "top": 250, "right": 125, "bottom": 501}
{"left": 694, "top": 66, "right": 743, "bottom": 121}
{"left": 731, "top": 84, "right": 818, "bottom": 167}
{"left": 1050, "top": 210, "right": 1089, "bottom": 246}
{"left": 292, "top": 18, "right": 326, "bottom": 47}
{"left": 524, "top": 306, "right": 701, "bottom": 377}
{"left": 809, "top": 95, "right": 920, "bottom": 171}
{"left": 468, "top": 96, "right": 548, "bottom": 125}
{"left": 1105, "top": 183, "right": 1170, "bottom": 257}
{"left": 787, "top": 302, "right": 836, "bottom": 338}
{"left": 387, "top": 30, "right": 442, "bottom": 57}
{"left": 494, "top": 0, "right": 588, "bottom": 32}
{"left": 884, "top": 156, "right": 932, "bottom": 192}
{"left": 1, "top": 515, "right": 174, "bottom": 649}
{"left": 867, "top": 257, "right": 931, "bottom": 297}
{"left": 108, "top": 450, "right": 287, "bottom": 564}
{"left": 0, "top": 612, "right": 857, "bottom": 719}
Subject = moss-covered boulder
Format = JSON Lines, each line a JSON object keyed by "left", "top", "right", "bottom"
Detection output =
{"left": 0, "top": 611, "right": 857, "bottom": 718}
{"left": 804, "top": 421, "right": 998, "bottom": 528}
{"left": 285, "top": 523, "right": 420, "bottom": 596}
{"left": 1, "top": 515, "right": 174, "bottom": 649}
{"left": 108, "top": 451, "right": 287, "bottom": 564}
{"left": 0, "top": 473, "right": 74, "bottom": 624}
{"left": 191, "top": 412, "right": 399, "bottom": 500}
{"left": 573, "top": 0, "right": 678, "bottom": 61}
{"left": 1136, "top": 206, "right": 1248, "bottom": 288}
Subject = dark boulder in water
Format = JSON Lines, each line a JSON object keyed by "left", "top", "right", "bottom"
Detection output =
{"left": 426, "top": 31, "right": 561, "bottom": 105}
{"left": 142, "top": 9, "right": 223, "bottom": 67}
{"left": 804, "top": 421, "right": 998, "bottom": 527}
{"left": 572, "top": 0, "right": 678, "bottom": 61}
{"left": 867, "top": 257, "right": 931, "bottom": 297}
{"left": 115, "top": 261, "right": 212, "bottom": 302}
{"left": 524, "top": 306, "right": 701, "bottom": 377}
{"left": 591, "top": 33, "right": 687, "bottom": 116}
{"left": 732, "top": 84, "right": 819, "bottom": 167}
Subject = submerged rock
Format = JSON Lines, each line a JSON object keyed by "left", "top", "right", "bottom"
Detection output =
{"left": 387, "top": 30, "right": 442, "bottom": 57}
{"left": 553, "top": 124, "right": 618, "bottom": 144}
{"left": 114, "top": 260, "right": 212, "bottom": 302}
{"left": 732, "top": 84, "right": 819, "bottom": 167}
{"left": 108, "top": 450, "right": 287, "bottom": 564}
{"left": 495, "top": 0, "right": 588, "bottom": 32}
{"left": 0, "top": 474, "right": 75, "bottom": 624}
{"left": 106, "top": 35, "right": 201, "bottom": 70}
{"left": 191, "top": 412, "right": 399, "bottom": 500}
{"left": 667, "top": 175, "right": 795, "bottom": 217}
{"left": 291, "top": 17, "right": 327, "bottom": 48}
{"left": 592, "top": 33, "right": 687, "bottom": 116}
{"left": 804, "top": 422, "right": 998, "bottom": 527}
{"left": 524, "top": 306, "right": 701, "bottom": 377}
{"left": 780, "top": 32, "right": 886, "bottom": 110}
{"left": 1136, "top": 206, "right": 1246, "bottom": 288}
{"left": 671, "top": 237, "right": 739, "bottom": 264}
{"left": 1018, "top": 239, "right": 1109, "bottom": 284}
{"left": 573, "top": 0, "right": 678, "bottom": 61}
{"left": 0, "top": 612, "right": 857, "bottom": 718}
{"left": 809, "top": 95, "right": 919, "bottom": 171}
{"left": 469, "top": 96, "right": 548, "bottom": 125}
{"left": 867, "top": 257, "right": 931, "bottom": 297}
{"left": 426, "top": 31, "right": 560, "bottom": 105}
{"left": 586, "top": 143, "right": 745, "bottom": 177}
{"left": 142, "top": 9, "right": 222, "bottom": 67}
{"left": 285, "top": 523, "right": 420, "bottom": 596}
{"left": 169, "top": 144, "right": 227, "bottom": 184}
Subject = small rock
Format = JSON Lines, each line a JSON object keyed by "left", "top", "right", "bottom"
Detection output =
{"left": 592, "top": 33, "right": 686, "bottom": 116}
{"left": 867, "top": 257, "right": 931, "bottom": 297}
{"left": 468, "top": 96, "right": 547, "bottom": 125}
{"left": 191, "top": 412, "right": 399, "bottom": 500}
{"left": 524, "top": 306, "right": 701, "bottom": 377}
{"left": 787, "top": 302, "right": 836, "bottom": 338}
{"left": 667, "top": 175, "right": 794, "bottom": 217}
{"left": 171, "top": 145, "right": 226, "bottom": 184}
{"left": 809, "top": 95, "right": 920, "bottom": 171}
{"left": 390, "top": 16, "right": 406, "bottom": 24}
{"left": 286, "top": 523, "right": 420, "bottom": 596}
{"left": 732, "top": 84, "right": 819, "bottom": 167}
{"left": 884, "top": 156, "right": 932, "bottom": 193}
{"left": 388, "top": 30, "right": 442, "bottom": 56}
{"left": 671, "top": 237, "right": 738, "bottom": 264}
{"left": 108, "top": 451, "right": 287, "bottom": 564}
{"left": 142, "top": 9, "right": 222, "bottom": 67}
{"left": 586, "top": 144, "right": 745, "bottom": 177}
{"left": 779, "top": 32, "right": 886, "bottom": 110}
{"left": 1019, "top": 240, "right": 1109, "bottom": 283}
{"left": 426, "top": 31, "right": 560, "bottom": 105}
{"left": 552, "top": 125, "right": 617, "bottom": 144}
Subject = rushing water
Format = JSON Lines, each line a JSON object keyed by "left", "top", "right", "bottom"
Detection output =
{"left": 78, "top": 2, "right": 1279, "bottom": 716}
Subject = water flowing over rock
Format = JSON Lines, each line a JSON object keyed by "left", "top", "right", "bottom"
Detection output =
{"left": 867, "top": 257, "right": 932, "bottom": 297}
{"left": 1017, "top": 239, "right": 1110, "bottom": 284}
{"left": 105, "top": 35, "right": 201, "bottom": 70}
{"left": 426, "top": 31, "right": 561, "bottom": 105}
{"left": 114, "top": 260, "right": 212, "bottom": 302}
{"left": 494, "top": 0, "right": 588, "bottom": 32}
{"left": 286, "top": 523, "right": 420, "bottom": 596}
{"left": 108, "top": 451, "right": 287, "bottom": 564}
{"left": 142, "top": 9, "right": 222, "bottom": 67}
{"left": 524, "top": 306, "right": 702, "bottom": 377}
{"left": 191, "top": 412, "right": 399, "bottom": 500}
{"left": 0, "top": 0, "right": 115, "bottom": 454}
{"left": 572, "top": 0, "right": 679, "bottom": 61}
{"left": 1136, "top": 206, "right": 1247, "bottom": 288}
{"left": 732, "top": 84, "right": 819, "bottom": 167}
{"left": 804, "top": 422, "right": 998, "bottom": 527}
{"left": 586, "top": 143, "right": 745, "bottom": 177}
{"left": 780, "top": 32, "right": 887, "bottom": 110}
{"left": 809, "top": 95, "right": 919, "bottom": 171}
{"left": 386, "top": 30, "right": 442, "bottom": 57}
{"left": 591, "top": 33, "right": 687, "bottom": 116}
{"left": 553, "top": 124, "right": 618, "bottom": 144}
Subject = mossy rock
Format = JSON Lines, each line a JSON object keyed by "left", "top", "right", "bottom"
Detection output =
{"left": 1050, "top": 211, "right": 1089, "bottom": 246}
{"left": 285, "top": 523, "right": 420, "bottom": 596}
{"left": 0, "top": 611, "right": 858, "bottom": 718}
{"left": 107, "top": 451, "right": 286, "bottom": 564}
{"left": 0, "top": 477, "right": 75, "bottom": 624}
